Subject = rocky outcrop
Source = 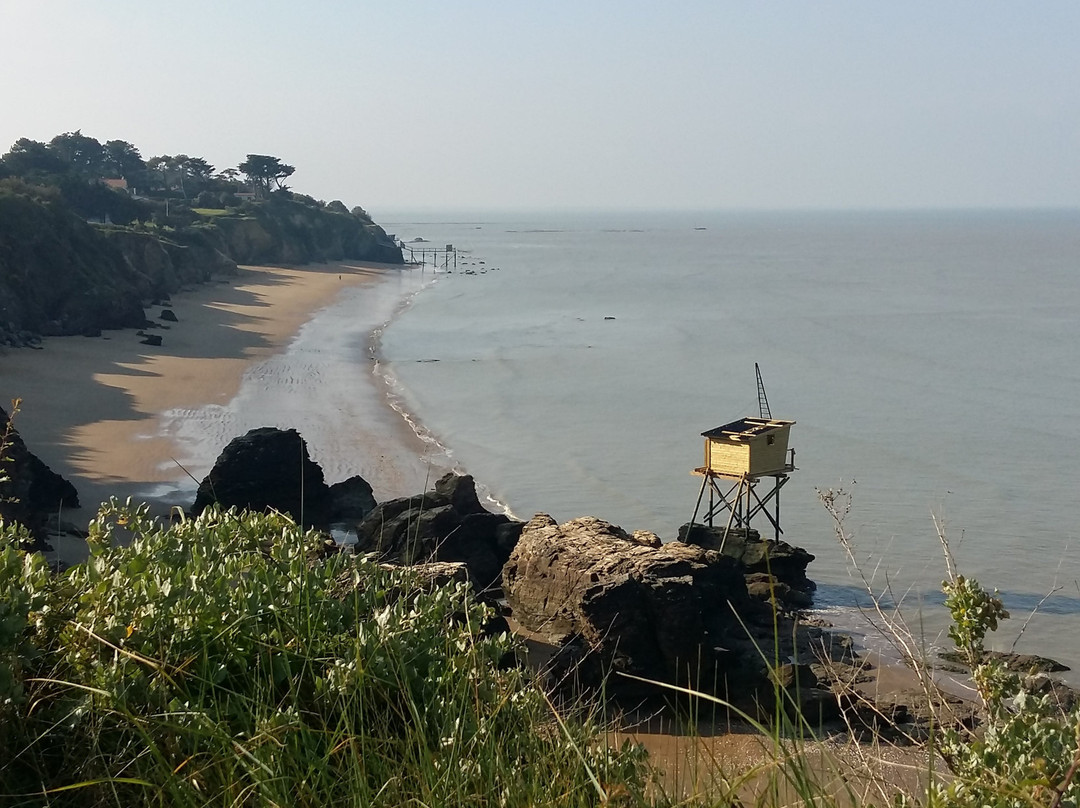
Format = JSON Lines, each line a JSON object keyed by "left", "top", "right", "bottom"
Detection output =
{"left": 191, "top": 427, "right": 334, "bottom": 527}
{"left": 677, "top": 524, "right": 816, "bottom": 611}
{"left": 211, "top": 197, "right": 402, "bottom": 266}
{"left": 353, "top": 473, "right": 523, "bottom": 593}
{"left": 328, "top": 476, "right": 377, "bottom": 522}
{"left": 0, "top": 406, "right": 80, "bottom": 549}
{"left": 939, "top": 650, "right": 1071, "bottom": 674}
{"left": 503, "top": 514, "right": 849, "bottom": 713}
{"left": 190, "top": 427, "right": 381, "bottom": 530}
{"left": 0, "top": 189, "right": 399, "bottom": 345}
{"left": 102, "top": 227, "right": 237, "bottom": 296}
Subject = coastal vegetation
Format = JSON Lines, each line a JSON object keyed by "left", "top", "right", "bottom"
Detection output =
{"left": 0, "top": 131, "right": 401, "bottom": 345}
{"left": 0, "top": 503, "right": 654, "bottom": 807}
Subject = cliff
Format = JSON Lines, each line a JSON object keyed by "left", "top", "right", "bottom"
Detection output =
{"left": 0, "top": 192, "right": 150, "bottom": 339}
{"left": 210, "top": 197, "right": 402, "bottom": 265}
{"left": 0, "top": 189, "right": 402, "bottom": 345}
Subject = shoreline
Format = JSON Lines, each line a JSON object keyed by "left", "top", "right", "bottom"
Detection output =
{"left": 0, "top": 256, "right": 1058, "bottom": 733}
{"left": 1, "top": 260, "right": 447, "bottom": 563}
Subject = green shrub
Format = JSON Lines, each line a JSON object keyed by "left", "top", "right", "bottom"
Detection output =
{"left": 932, "top": 572, "right": 1080, "bottom": 807}
{"left": 0, "top": 501, "right": 653, "bottom": 807}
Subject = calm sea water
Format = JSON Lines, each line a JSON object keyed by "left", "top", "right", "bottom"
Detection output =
{"left": 378, "top": 209, "right": 1080, "bottom": 670}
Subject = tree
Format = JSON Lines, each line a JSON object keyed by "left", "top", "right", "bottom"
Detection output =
{"left": 145, "top": 155, "right": 172, "bottom": 196}
{"left": 0, "top": 139, "right": 67, "bottom": 177}
{"left": 238, "top": 154, "right": 295, "bottom": 198}
{"left": 48, "top": 131, "right": 105, "bottom": 177}
{"left": 176, "top": 155, "right": 215, "bottom": 197}
{"left": 145, "top": 154, "right": 214, "bottom": 200}
{"left": 102, "top": 140, "right": 145, "bottom": 181}
{"left": 215, "top": 167, "right": 241, "bottom": 186}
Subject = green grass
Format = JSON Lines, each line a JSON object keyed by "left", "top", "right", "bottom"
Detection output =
{"left": 0, "top": 502, "right": 655, "bottom": 807}
{"left": 190, "top": 208, "right": 229, "bottom": 217}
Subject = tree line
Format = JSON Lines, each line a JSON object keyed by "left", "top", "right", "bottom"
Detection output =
{"left": 0, "top": 130, "right": 294, "bottom": 202}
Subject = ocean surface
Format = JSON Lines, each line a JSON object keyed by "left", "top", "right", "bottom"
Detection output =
{"left": 376, "top": 209, "right": 1080, "bottom": 673}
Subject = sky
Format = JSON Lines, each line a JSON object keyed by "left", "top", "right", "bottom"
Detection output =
{"left": 1, "top": 2, "right": 1078, "bottom": 213}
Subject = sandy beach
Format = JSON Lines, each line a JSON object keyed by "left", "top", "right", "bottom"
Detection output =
{"left": 1, "top": 261, "right": 446, "bottom": 561}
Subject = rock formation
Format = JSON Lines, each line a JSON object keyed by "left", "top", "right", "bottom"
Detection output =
{"left": 0, "top": 406, "right": 80, "bottom": 549}
{"left": 677, "top": 523, "right": 816, "bottom": 611}
{"left": 502, "top": 513, "right": 849, "bottom": 712}
{"left": 0, "top": 189, "right": 401, "bottom": 346}
{"left": 353, "top": 473, "right": 523, "bottom": 594}
{"left": 191, "top": 427, "right": 334, "bottom": 526}
{"left": 191, "top": 427, "right": 382, "bottom": 530}
{"left": 328, "top": 476, "right": 377, "bottom": 521}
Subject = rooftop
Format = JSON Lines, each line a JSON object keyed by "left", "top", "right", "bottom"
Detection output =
{"left": 702, "top": 417, "right": 795, "bottom": 441}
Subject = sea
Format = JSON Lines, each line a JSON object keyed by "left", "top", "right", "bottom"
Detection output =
{"left": 374, "top": 208, "right": 1080, "bottom": 675}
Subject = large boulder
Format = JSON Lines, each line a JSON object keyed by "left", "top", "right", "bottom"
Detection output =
{"left": 191, "top": 427, "right": 333, "bottom": 526}
{"left": 0, "top": 406, "right": 80, "bottom": 549}
{"left": 328, "top": 475, "right": 377, "bottom": 522}
{"left": 353, "top": 473, "right": 523, "bottom": 593}
{"left": 503, "top": 514, "right": 849, "bottom": 712}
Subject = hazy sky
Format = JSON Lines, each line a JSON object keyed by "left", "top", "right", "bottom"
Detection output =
{"left": 1, "top": 2, "right": 1077, "bottom": 213}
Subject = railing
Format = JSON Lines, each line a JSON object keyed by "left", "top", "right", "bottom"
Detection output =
{"left": 401, "top": 244, "right": 457, "bottom": 269}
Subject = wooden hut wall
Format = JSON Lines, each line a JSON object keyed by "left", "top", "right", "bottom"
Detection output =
{"left": 706, "top": 441, "right": 751, "bottom": 476}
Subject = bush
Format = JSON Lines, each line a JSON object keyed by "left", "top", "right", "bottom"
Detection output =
{"left": 823, "top": 486, "right": 1080, "bottom": 808}
{"left": 932, "top": 571, "right": 1080, "bottom": 807}
{"left": 0, "top": 502, "right": 653, "bottom": 807}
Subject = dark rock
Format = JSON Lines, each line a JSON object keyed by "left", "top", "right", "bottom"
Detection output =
{"left": 745, "top": 572, "right": 814, "bottom": 610}
{"left": 502, "top": 514, "right": 848, "bottom": 714}
{"left": 191, "top": 427, "right": 332, "bottom": 526}
{"left": 328, "top": 475, "right": 377, "bottom": 521}
{"left": 353, "top": 473, "right": 522, "bottom": 593}
{"left": 938, "top": 650, "right": 1070, "bottom": 674}
{"left": 159, "top": 308, "right": 178, "bottom": 322}
{"left": 434, "top": 472, "right": 488, "bottom": 516}
{"left": 1023, "top": 674, "right": 1080, "bottom": 712}
{"left": 840, "top": 687, "right": 978, "bottom": 744}
{"left": 0, "top": 406, "right": 80, "bottom": 549}
{"left": 678, "top": 524, "right": 816, "bottom": 610}
{"left": 140, "top": 334, "right": 163, "bottom": 346}
{"left": 770, "top": 662, "right": 818, "bottom": 690}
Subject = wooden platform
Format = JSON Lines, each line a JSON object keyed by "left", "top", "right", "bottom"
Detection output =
{"left": 691, "top": 464, "right": 795, "bottom": 480}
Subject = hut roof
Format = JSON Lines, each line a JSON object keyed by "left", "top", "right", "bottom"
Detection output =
{"left": 702, "top": 417, "right": 795, "bottom": 441}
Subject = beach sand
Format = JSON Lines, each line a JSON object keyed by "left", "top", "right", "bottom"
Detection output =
{"left": 1, "top": 261, "right": 446, "bottom": 562}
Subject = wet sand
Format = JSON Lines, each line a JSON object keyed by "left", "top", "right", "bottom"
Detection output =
{"left": 1, "top": 261, "right": 446, "bottom": 561}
